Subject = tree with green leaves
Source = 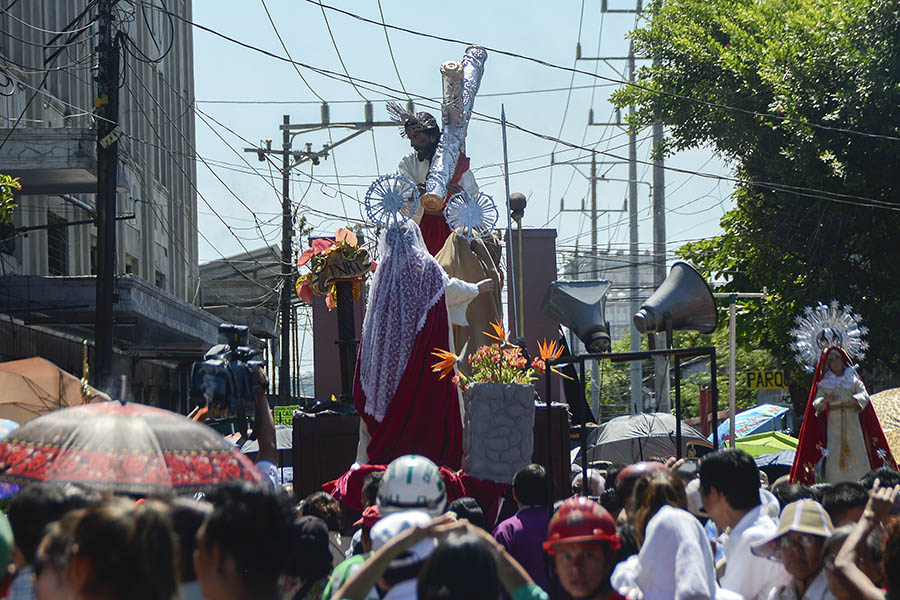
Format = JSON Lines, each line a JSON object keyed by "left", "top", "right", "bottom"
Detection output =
{"left": 587, "top": 326, "right": 780, "bottom": 421}
{"left": 612, "top": 0, "right": 900, "bottom": 411}
{"left": 0, "top": 174, "right": 20, "bottom": 226}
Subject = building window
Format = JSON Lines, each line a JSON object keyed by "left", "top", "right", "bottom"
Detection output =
{"left": 47, "top": 212, "right": 68, "bottom": 276}
{"left": 155, "top": 270, "right": 166, "bottom": 289}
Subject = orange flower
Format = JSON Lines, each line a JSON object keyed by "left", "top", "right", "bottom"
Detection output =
{"left": 335, "top": 228, "right": 358, "bottom": 246}
{"left": 537, "top": 339, "right": 563, "bottom": 361}
{"left": 484, "top": 321, "right": 507, "bottom": 343}
{"left": 297, "top": 238, "right": 335, "bottom": 268}
{"left": 431, "top": 348, "right": 459, "bottom": 380}
{"left": 537, "top": 338, "right": 573, "bottom": 380}
{"left": 296, "top": 277, "right": 313, "bottom": 304}
{"left": 325, "top": 284, "right": 337, "bottom": 311}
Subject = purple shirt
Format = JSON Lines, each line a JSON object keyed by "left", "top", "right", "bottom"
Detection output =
{"left": 493, "top": 506, "right": 551, "bottom": 592}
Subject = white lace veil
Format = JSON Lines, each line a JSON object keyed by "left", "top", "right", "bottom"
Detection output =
{"left": 359, "top": 221, "right": 447, "bottom": 421}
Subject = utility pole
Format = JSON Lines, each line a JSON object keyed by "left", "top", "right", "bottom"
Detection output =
{"left": 551, "top": 153, "right": 627, "bottom": 419}
{"left": 279, "top": 115, "right": 292, "bottom": 406}
{"left": 589, "top": 154, "right": 599, "bottom": 420}
{"left": 245, "top": 104, "right": 398, "bottom": 404}
{"left": 577, "top": 0, "right": 647, "bottom": 415}
{"left": 713, "top": 291, "right": 767, "bottom": 447}
{"left": 93, "top": 0, "right": 122, "bottom": 386}
{"left": 627, "top": 47, "right": 642, "bottom": 415}
{"left": 650, "top": 3, "right": 670, "bottom": 414}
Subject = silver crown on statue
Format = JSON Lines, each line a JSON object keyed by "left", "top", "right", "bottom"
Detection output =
{"left": 443, "top": 191, "right": 498, "bottom": 241}
{"left": 789, "top": 300, "right": 868, "bottom": 372}
{"left": 364, "top": 174, "right": 420, "bottom": 229}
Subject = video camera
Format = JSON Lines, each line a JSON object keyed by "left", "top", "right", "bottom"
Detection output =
{"left": 189, "top": 324, "right": 265, "bottom": 438}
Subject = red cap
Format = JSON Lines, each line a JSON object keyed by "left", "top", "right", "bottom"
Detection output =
{"left": 354, "top": 505, "right": 382, "bottom": 528}
{"left": 543, "top": 497, "right": 620, "bottom": 554}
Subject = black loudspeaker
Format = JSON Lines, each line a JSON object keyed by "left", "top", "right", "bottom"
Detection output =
{"left": 633, "top": 261, "right": 718, "bottom": 335}
{"left": 541, "top": 280, "right": 612, "bottom": 353}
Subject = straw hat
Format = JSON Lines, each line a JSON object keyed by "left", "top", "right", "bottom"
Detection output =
{"left": 751, "top": 499, "right": 833, "bottom": 558}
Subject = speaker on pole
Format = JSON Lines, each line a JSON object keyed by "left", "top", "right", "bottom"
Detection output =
{"left": 541, "top": 280, "right": 612, "bottom": 353}
{"left": 632, "top": 261, "right": 718, "bottom": 458}
{"left": 633, "top": 261, "right": 717, "bottom": 340}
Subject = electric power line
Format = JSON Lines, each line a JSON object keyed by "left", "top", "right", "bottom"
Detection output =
{"left": 305, "top": 0, "right": 900, "bottom": 144}
{"left": 195, "top": 83, "right": 618, "bottom": 105}
{"left": 125, "top": 60, "right": 281, "bottom": 257}
{"left": 152, "top": 7, "right": 900, "bottom": 212}
{"left": 375, "top": 0, "right": 410, "bottom": 102}
{"left": 123, "top": 67, "right": 279, "bottom": 287}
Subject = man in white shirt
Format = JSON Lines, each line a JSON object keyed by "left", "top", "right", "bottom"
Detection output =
{"left": 700, "top": 449, "right": 791, "bottom": 600}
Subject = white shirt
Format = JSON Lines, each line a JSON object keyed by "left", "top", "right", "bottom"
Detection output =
{"left": 384, "top": 579, "right": 418, "bottom": 600}
{"left": 612, "top": 505, "right": 718, "bottom": 600}
{"left": 720, "top": 504, "right": 791, "bottom": 600}
{"left": 766, "top": 569, "right": 834, "bottom": 600}
{"left": 178, "top": 580, "right": 205, "bottom": 600}
{"left": 397, "top": 152, "right": 480, "bottom": 197}
{"left": 8, "top": 565, "right": 34, "bottom": 600}
{"left": 760, "top": 488, "right": 781, "bottom": 519}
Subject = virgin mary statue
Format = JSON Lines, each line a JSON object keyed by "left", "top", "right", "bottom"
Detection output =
{"left": 790, "top": 346, "right": 895, "bottom": 483}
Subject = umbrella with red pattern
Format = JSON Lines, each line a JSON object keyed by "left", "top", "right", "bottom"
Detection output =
{"left": 0, "top": 401, "right": 264, "bottom": 495}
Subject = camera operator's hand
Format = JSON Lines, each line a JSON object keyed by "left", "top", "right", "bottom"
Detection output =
{"left": 254, "top": 366, "right": 268, "bottom": 393}
{"left": 206, "top": 402, "right": 228, "bottom": 420}
{"left": 188, "top": 400, "right": 227, "bottom": 422}
{"left": 252, "top": 365, "right": 277, "bottom": 467}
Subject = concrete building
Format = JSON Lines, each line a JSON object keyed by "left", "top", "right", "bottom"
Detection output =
{"left": 199, "top": 245, "right": 282, "bottom": 341}
{"left": 0, "top": 0, "right": 197, "bottom": 294}
{"left": 0, "top": 1, "right": 216, "bottom": 410}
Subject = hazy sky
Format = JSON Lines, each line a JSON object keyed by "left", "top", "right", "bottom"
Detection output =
{"left": 190, "top": 0, "right": 735, "bottom": 265}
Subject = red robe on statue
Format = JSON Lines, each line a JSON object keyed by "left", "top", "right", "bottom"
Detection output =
{"left": 353, "top": 295, "right": 463, "bottom": 470}
{"left": 790, "top": 347, "right": 896, "bottom": 484}
{"left": 324, "top": 463, "right": 508, "bottom": 523}
{"left": 419, "top": 154, "right": 471, "bottom": 256}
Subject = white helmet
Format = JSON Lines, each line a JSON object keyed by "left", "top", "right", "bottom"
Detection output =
{"left": 377, "top": 455, "right": 447, "bottom": 516}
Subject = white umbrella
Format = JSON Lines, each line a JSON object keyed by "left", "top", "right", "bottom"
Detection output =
{"left": 577, "top": 412, "right": 711, "bottom": 464}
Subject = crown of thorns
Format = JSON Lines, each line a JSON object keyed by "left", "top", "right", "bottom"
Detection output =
{"left": 386, "top": 102, "right": 439, "bottom": 137}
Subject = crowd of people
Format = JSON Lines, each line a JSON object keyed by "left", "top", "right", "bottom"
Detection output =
{"left": 2, "top": 450, "right": 900, "bottom": 600}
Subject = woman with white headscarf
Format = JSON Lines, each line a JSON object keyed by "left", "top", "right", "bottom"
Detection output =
{"left": 611, "top": 469, "right": 725, "bottom": 600}
{"left": 353, "top": 220, "right": 492, "bottom": 469}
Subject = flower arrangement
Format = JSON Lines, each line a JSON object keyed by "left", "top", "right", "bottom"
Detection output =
{"left": 431, "top": 321, "right": 571, "bottom": 391}
{"left": 295, "top": 228, "right": 374, "bottom": 310}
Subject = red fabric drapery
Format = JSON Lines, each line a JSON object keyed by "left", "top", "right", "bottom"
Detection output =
{"left": 353, "top": 295, "right": 463, "bottom": 471}
{"left": 419, "top": 154, "right": 471, "bottom": 256}
{"left": 790, "top": 347, "right": 897, "bottom": 484}
{"left": 324, "top": 463, "right": 509, "bottom": 525}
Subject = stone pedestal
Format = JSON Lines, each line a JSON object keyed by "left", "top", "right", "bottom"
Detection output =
{"left": 462, "top": 383, "right": 535, "bottom": 483}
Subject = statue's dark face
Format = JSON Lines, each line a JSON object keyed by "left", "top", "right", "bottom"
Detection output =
{"left": 827, "top": 350, "right": 845, "bottom": 376}
{"left": 406, "top": 129, "right": 439, "bottom": 161}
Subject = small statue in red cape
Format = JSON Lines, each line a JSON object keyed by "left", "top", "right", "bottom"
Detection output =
{"left": 790, "top": 346, "right": 896, "bottom": 484}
